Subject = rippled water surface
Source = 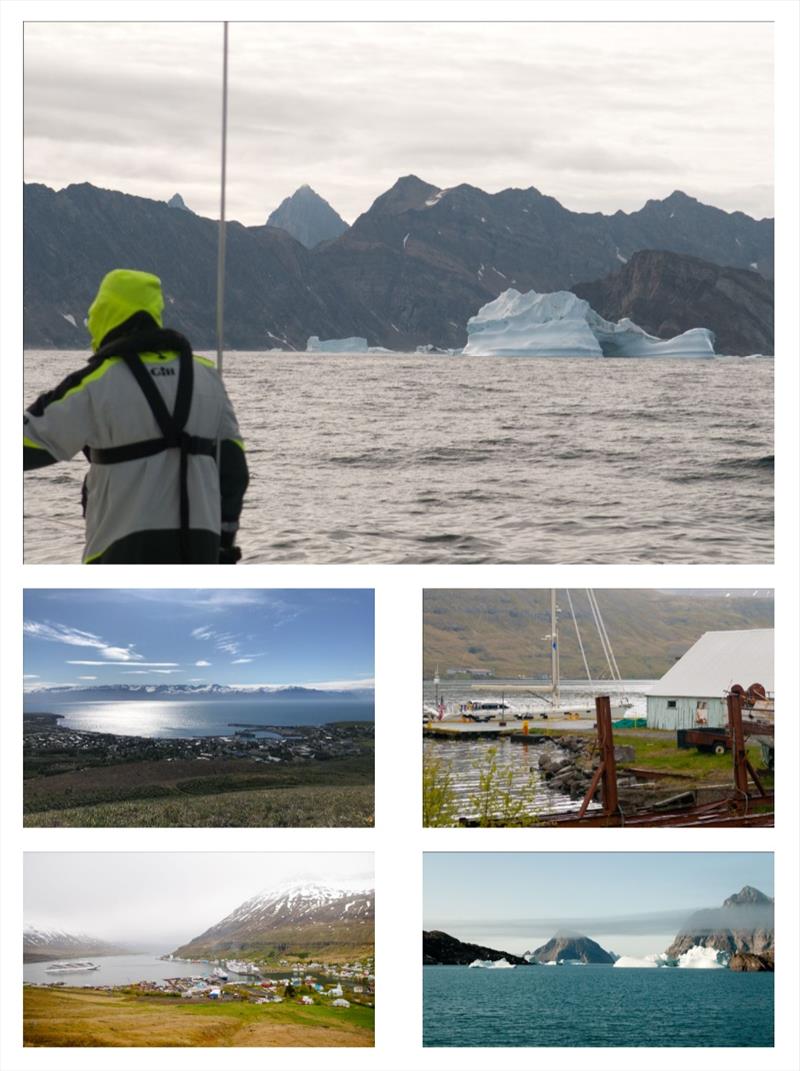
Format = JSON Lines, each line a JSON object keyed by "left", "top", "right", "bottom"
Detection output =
{"left": 422, "top": 682, "right": 651, "bottom": 820}
{"left": 423, "top": 965, "right": 774, "bottom": 1047}
{"left": 22, "top": 696, "right": 374, "bottom": 737}
{"left": 24, "top": 954, "right": 211, "bottom": 987}
{"left": 24, "top": 351, "right": 773, "bottom": 563}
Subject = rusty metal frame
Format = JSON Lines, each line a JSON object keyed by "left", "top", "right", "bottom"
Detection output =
{"left": 545, "top": 690, "right": 774, "bottom": 828}
{"left": 577, "top": 695, "right": 619, "bottom": 818}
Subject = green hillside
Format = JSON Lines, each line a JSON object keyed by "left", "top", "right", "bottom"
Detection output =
{"left": 423, "top": 589, "right": 773, "bottom": 680}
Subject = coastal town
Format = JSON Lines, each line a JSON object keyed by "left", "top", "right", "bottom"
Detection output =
{"left": 27, "top": 956, "right": 376, "bottom": 1010}
{"left": 24, "top": 713, "right": 373, "bottom": 771}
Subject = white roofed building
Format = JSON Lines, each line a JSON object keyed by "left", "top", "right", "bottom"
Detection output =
{"left": 646, "top": 629, "right": 774, "bottom": 730}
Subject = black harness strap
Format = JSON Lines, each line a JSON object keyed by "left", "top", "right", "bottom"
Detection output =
{"left": 86, "top": 330, "right": 214, "bottom": 564}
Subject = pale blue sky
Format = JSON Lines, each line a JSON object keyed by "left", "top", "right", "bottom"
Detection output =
{"left": 424, "top": 853, "right": 773, "bottom": 957}
{"left": 23, "top": 589, "right": 374, "bottom": 690}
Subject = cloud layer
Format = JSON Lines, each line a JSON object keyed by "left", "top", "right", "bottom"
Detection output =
{"left": 24, "top": 22, "right": 773, "bottom": 224}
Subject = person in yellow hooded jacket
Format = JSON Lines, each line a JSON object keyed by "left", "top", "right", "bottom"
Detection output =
{"left": 23, "top": 269, "right": 249, "bottom": 564}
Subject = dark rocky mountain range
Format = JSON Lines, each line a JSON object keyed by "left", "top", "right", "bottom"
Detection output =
{"left": 24, "top": 178, "right": 773, "bottom": 352}
{"left": 172, "top": 881, "right": 374, "bottom": 961}
{"left": 665, "top": 886, "right": 774, "bottom": 959}
{"left": 23, "top": 924, "right": 128, "bottom": 963}
{"left": 526, "top": 933, "right": 615, "bottom": 964}
{"left": 574, "top": 249, "right": 773, "bottom": 356}
{"left": 422, "top": 929, "right": 528, "bottom": 966}
{"left": 266, "top": 184, "right": 349, "bottom": 247}
{"left": 318, "top": 178, "right": 772, "bottom": 351}
{"left": 423, "top": 588, "right": 774, "bottom": 680}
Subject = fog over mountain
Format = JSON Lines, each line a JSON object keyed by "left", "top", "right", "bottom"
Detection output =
{"left": 23, "top": 853, "right": 373, "bottom": 949}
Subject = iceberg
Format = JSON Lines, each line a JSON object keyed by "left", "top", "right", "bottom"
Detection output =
{"left": 462, "top": 289, "right": 716, "bottom": 358}
{"left": 468, "top": 958, "right": 515, "bottom": 969}
{"left": 677, "top": 945, "right": 729, "bottom": 969}
{"left": 306, "top": 335, "right": 368, "bottom": 353}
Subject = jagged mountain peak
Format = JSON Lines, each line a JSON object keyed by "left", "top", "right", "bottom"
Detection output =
{"left": 723, "top": 885, "right": 773, "bottom": 908}
{"left": 266, "top": 186, "right": 348, "bottom": 248}
{"left": 167, "top": 192, "right": 192, "bottom": 212}
{"left": 363, "top": 174, "right": 441, "bottom": 217}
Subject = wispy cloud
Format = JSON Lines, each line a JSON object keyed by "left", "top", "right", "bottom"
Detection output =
{"left": 231, "top": 658, "right": 253, "bottom": 664}
{"left": 195, "top": 659, "right": 211, "bottom": 667}
{"left": 129, "top": 590, "right": 272, "bottom": 612}
{"left": 122, "top": 669, "right": 181, "bottom": 675}
{"left": 191, "top": 626, "right": 261, "bottom": 658}
{"left": 78, "top": 675, "right": 97, "bottom": 680}
{"left": 24, "top": 619, "right": 143, "bottom": 662}
{"left": 67, "top": 660, "right": 179, "bottom": 667}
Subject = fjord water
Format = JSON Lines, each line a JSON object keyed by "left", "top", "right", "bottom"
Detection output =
{"left": 422, "top": 681, "right": 653, "bottom": 818}
{"left": 423, "top": 966, "right": 774, "bottom": 1047}
{"left": 24, "top": 954, "right": 210, "bottom": 987}
{"left": 24, "top": 351, "right": 773, "bottom": 564}
{"left": 22, "top": 696, "right": 375, "bottom": 737}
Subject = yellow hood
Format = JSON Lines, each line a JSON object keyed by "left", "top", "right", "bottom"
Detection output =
{"left": 87, "top": 269, "right": 164, "bottom": 350}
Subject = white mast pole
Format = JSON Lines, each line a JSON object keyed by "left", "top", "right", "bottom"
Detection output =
{"left": 215, "top": 21, "right": 229, "bottom": 378}
{"left": 551, "top": 589, "right": 560, "bottom": 708}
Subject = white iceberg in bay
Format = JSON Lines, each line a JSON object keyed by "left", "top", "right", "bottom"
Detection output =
{"left": 676, "top": 945, "right": 729, "bottom": 969}
{"left": 468, "top": 957, "right": 515, "bottom": 969}
{"left": 462, "top": 289, "right": 716, "bottom": 359}
{"left": 306, "top": 335, "right": 369, "bottom": 353}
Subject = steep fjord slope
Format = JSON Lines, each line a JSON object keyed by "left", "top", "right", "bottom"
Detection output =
{"left": 172, "top": 882, "right": 374, "bottom": 961}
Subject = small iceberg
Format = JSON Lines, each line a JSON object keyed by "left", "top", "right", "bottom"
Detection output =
{"left": 677, "top": 945, "right": 729, "bottom": 969}
{"left": 306, "top": 335, "right": 368, "bottom": 353}
{"left": 468, "top": 958, "right": 515, "bottom": 969}
{"left": 613, "top": 956, "right": 661, "bottom": 969}
{"left": 462, "top": 289, "right": 715, "bottom": 358}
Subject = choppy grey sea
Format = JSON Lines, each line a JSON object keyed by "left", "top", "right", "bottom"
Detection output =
{"left": 24, "top": 351, "right": 773, "bottom": 564}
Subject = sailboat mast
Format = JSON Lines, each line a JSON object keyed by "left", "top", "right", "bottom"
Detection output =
{"left": 215, "top": 21, "right": 229, "bottom": 379}
{"left": 550, "top": 589, "right": 560, "bottom": 708}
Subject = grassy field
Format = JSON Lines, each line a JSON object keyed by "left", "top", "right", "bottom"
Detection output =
{"left": 23, "top": 987, "right": 374, "bottom": 1047}
{"left": 24, "top": 756, "right": 374, "bottom": 827}
{"left": 542, "top": 728, "right": 772, "bottom": 786}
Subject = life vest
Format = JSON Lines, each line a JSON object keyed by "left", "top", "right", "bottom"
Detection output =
{"left": 86, "top": 328, "right": 217, "bottom": 562}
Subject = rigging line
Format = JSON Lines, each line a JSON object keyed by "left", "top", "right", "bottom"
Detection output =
{"left": 588, "top": 589, "right": 615, "bottom": 678}
{"left": 216, "top": 20, "right": 229, "bottom": 380}
{"left": 588, "top": 589, "right": 628, "bottom": 703}
{"left": 590, "top": 589, "right": 622, "bottom": 684}
{"left": 586, "top": 589, "right": 617, "bottom": 684}
{"left": 565, "top": 588, "right": 593, "bottom": 689}
{"left": 591, "top": 590, "right": 624, "bottom": 684}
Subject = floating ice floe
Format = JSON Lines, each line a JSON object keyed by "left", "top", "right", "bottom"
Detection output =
{"left": 461, "top": 289, "right": 716, "bottom": 359}
{"left": 612, "top": 955, "right": 661, "bottom": 969}
{"left": 468, "top": 958, "right": 516, "bottom": 969}
{"left": 306, "top": 335, "right": 368, "bottom": 353}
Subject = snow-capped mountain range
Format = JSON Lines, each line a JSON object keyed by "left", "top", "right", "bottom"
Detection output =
{"left": 24, "top": 683, "right": 374, "bottom": 699}
{"left": 172, "top": 880, "right": 374, "bottom": 960}
{"left": 23, "top": 924, "right": 127, "bottom": 961}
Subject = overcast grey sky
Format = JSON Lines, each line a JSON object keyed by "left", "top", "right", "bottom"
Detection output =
{"left": 23, "top": 21, "right": 773, "bottom": 225}
{"left": 24, "top": 852, "right": 373, "bottom": 948}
